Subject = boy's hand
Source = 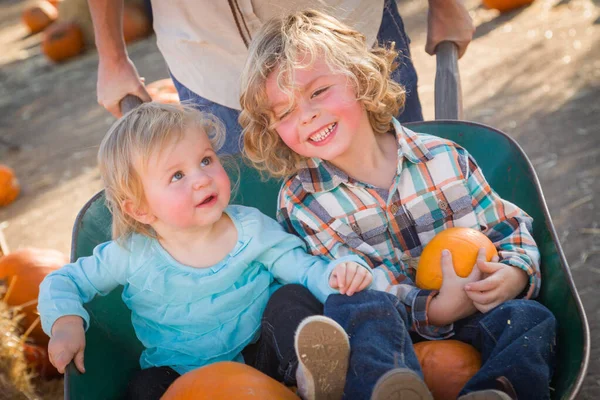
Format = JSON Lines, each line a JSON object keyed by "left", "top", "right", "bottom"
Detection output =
{"left": 48, "top": 315, "right": 86, "bottom": 374}
{"left": 428, "top": 248, "right": 486, "bottom": 326}
{"left": 329, "top": 262, "right": 372, "bottom": 296}
{"left": 465, "top": 258, "right": 528, "bottom": 313}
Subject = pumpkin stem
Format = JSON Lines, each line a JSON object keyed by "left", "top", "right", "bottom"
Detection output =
{"left": 0, "top": 225, "right": 9, "bottom": 256}
{"left": 20, "top": 316, "right": 40, "bottom": 344}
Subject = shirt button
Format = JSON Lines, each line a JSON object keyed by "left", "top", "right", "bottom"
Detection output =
{"left": 390, "top": 204, "right": 399, "bottom": 215}
{"left": 438, "top": 200, "right": 449, "bottom": 210}
{"left": 351, "top": 223, "right": 362, "bottom": 235}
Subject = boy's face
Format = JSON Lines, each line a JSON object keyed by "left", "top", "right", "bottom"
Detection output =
{"left": 134, "top": 127, "right": 231, "bottom": 232}
{"left": 265, "top": 58, "right": 372, "bottom": 162}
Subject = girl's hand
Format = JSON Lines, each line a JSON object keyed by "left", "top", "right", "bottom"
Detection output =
{"left": 427, "top": 248, "right": 485, "bottom": 326}
{"left": 48, "top": 315, "right": 86, "bottom": 374}
{"left": 329, "top": 262, "right": 372, "bottom": 296}
{"left": 465, "top": 259, "right": 529, "bottom": 313}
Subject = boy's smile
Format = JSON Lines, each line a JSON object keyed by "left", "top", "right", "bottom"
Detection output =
{"left": 265, "top": 58, "right": 374, "bottom": 163}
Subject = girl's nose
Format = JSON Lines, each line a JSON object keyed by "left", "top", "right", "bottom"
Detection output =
{"left": 192, "top": 172, "right": 211, "bottom": 190}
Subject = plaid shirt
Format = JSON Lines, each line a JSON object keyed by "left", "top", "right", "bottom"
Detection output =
{"left": 277, "top": 119, "right": 541, "bottom": 339}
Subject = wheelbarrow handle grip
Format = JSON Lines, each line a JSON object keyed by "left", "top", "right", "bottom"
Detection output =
{"left": 434, "top": 41, "right": 463, "bottom": 120}
{"left": 120, "top": 94, "right": 145, "bottom": 115}
{"left": 64, "top": 361, "right": 80, "bottom": 400}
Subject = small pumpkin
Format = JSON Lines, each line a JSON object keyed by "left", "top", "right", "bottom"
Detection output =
{"left": 42, "top": 21, "right": 85, "bottom": 63}
{"left": 416, "top": 227, "right": 498, "bottom": 290}
{"left": 21, "top": 1, "right": 58, "bottom": 34}
{"left": 146, "top": 79, "right": 180, "bottom": 104}
{"left": 162, "top": 362, "right": 300, "bottom": 399}
{"left": 122, "top": 4, "right": 152, "bottom": 44}
{"left": 0, "top": 248, "right": 67, "bottom": 346}
{"left": 0, "top": 165, "right": 20, "bottom": 207}
{"left": 482, "top": 0, "right": 535, "bottom": 12}
{"left": 414, "top": 340, "right": 481, "bottom": 400}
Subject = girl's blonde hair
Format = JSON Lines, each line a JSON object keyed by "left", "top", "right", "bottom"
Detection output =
{"left": 239, "top": 9, "right": 406, "bottom": 178}
{"left": 98, "top": 102, "right": 225, "bottom": 240}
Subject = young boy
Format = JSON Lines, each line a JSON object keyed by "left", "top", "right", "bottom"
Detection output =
{"left": 239, "top": 9, "right": 556, "bottom": 400}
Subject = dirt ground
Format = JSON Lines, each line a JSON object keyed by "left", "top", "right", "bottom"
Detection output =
{"left": 0, "top": 0, "right": 598, "bottom": 398}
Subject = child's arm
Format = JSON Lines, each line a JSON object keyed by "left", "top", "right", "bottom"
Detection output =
{"left": 458, "top": 149, "right": 541, "bottom": 302}
{"left": 38, "top": 240, "right": 131, "bottom": 372}
{"left": 254, "top": 212, "right": 373, "bottom": 303}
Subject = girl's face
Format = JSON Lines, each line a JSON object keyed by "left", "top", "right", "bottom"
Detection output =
{"left": 265, "top": 58, "right": 372, "bottom": 162}
{"left": 136, "top": 127, "right": 231, "bottom": 232}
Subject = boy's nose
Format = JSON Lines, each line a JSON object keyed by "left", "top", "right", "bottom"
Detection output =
{"left": 300, "top": 106, "right": 320, "bottom": 125}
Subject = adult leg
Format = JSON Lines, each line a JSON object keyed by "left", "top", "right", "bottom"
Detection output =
{"left": 377, "top": 0, "right": 424, "bottom": 123}
{"left": 324, "top": 290, "right": 424, "bottom": 400}
{"left": 170, "top": 73, "right": 243, "bottom": 155}
{"left": 245, "top": 284, "right": 324, "bottom": 386}
{"left": 126, "top": 366, "right": 180, "bottom": 400}
{"left": 454, "top": 300, "right": 557, "bottom": 400}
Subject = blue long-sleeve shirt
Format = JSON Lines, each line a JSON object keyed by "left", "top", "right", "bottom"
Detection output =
{"left": 38, "top": 205, "right": 370, "bottom": 374}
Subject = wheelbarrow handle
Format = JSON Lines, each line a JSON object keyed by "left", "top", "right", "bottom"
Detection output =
{"left": 120, "top": 94, "right": 145, "bottom": 115}
{"left": 434, "top": 41, "right": 463, "bottom": 120}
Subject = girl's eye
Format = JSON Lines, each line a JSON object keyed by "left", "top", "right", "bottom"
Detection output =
{"left": 311, "top": 86, "right": 329, "bottom": 99}
{"left": 171, "top": 171, "right": 184, "bottom": 182}
{"left": 201, "top": 156, "right": 212, "bottom": 167}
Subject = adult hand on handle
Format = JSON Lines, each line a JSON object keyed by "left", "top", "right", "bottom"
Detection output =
{"left": 426, "top": 0, "right": 475, "bottom": 59}
{"left": 97, "top": 57, "right": 151, "bottom": 118}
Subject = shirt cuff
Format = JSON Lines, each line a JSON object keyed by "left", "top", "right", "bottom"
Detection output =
{"left": 41, "top": 307, "right": 90, "bottom": 337}
{"left": 402, "top": 286, "right": 454, "bottom": 340}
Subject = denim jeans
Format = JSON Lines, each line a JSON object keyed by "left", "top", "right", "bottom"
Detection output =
{"left": 455, "top": 299, "right": 557, "bottom": 399}
{"left": 171, "top": 0, "right": 423, "bottom": 155}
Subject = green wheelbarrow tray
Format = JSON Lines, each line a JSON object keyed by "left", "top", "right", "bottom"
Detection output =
{"left": 63, "top": 44, "right": 590, "bottom": 399}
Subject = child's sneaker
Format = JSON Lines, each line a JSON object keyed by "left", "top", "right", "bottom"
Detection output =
{"left": 294, "top": 316, "right": 350, "bottom": 400}
{"left": 458, "top": 390, "right": 513, "bottom": 400}
{"left": 370, "top": 368, "right": 433, "bottom": 400}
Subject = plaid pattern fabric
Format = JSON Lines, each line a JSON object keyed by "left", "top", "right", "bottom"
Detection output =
{"left": 278, "top": 119, "right": 541, "bottom": 339}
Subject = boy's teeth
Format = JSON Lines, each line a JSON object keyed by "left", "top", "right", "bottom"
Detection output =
{"left": 310, "top": 123, "right": 336, "bottom": 142}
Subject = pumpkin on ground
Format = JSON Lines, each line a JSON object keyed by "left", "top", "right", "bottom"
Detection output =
{"left": 482, "top": 0, "right": 535, "bottom": 12}
{"left": 0, "top": 248, "right": 67, "bottom": 346}
{"left": 122, "top": 4, "right": 152, "bottom": 43}
{"left": 146, "top": 79, "right": 180, "bottom": 104}
{"left": 42, "top": 21, "right": 85, "bottom": 62}
{"left": 0, "top": 165, "right": 20, "bottom": 207}
{"left": 416, "top": 227, "right": 498, "bottom": 290}
{"left": 22, "top": 1, "right": 58, "bottom": 34}
{"left": 414, "top": 340, "right": 482, "bottom": 400}
{"left": 162, "top": 361, "right": 300, "bottom": 400}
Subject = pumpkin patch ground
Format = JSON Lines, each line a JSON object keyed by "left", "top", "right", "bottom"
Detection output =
{"left": 0, "top": 0, "right": 598, "bottom": 399}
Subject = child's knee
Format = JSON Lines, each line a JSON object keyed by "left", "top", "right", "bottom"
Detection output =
{"left": 494, "top": 300, "right": 556, "bottom": 331}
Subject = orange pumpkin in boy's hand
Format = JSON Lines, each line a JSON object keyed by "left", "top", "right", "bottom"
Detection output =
{"left": 414, "top": 340, "right": 481, "bottom": 400}
{"left": 416, "top": 227, "right": 498, "bottom": 290}
{"left": 162, "top": 362, "right": 300, "bottom": 400}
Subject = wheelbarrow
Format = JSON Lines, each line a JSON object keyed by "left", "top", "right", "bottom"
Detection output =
{"left": 62, "top": 43, "right": 589, "bottom": 399}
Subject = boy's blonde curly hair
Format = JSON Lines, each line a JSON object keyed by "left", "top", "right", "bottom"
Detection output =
{"left": 239, "top": 9, "right": 406, "bottom": 178}
{"left": 98, "top": 102, "right": 225, "bottom": 241}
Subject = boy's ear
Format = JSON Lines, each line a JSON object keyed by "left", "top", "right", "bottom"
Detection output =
{"left": 122, "top": 199, "right": 156, "bottom": 225}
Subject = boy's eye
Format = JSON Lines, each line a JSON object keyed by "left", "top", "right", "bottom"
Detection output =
{"left": 311, "top": 86, "right": 329, "bottom": 99}
{"left": 171, "top": 171, "right": 184, "bottom": 182}
{"left": 276, "top": 109, "right": 292, "bottom": 121}
{"left": 201, "top": 156, "right": 212, "bottom": 167}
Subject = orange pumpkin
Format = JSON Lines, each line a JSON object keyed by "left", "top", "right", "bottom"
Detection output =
{"left": 482, "top": 0, "right": 535, "bottom": 12}
{"left": 162, "top": 362, "right": 300, "bottom": 400}
{"left": 414, "top": 340, "right": 481, "bottom": 400}
{"left": 42, "top": 22, "right": 85, "bottom": 63}
{"left": 23, "top": 343, "right": 61, "bottom": 379}
{"left": 122, "top": 4, "right": 152, "bottom": 44}
{"left": 416, "top": 227, "right": 498, "bottom": 290}
{"left": 0, "top": 165, "right": 20, "bottom": 207}
{"left": 21, "top": 1, "right": 58, "bottom": 34}
{"left": 0, "top": 248, "right": 67, "bottom": 346}
{"left": 146, "top": 79, "right": 180, "bottom": 104}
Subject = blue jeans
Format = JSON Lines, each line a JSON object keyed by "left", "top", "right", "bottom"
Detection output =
{"left": 171, "top": 0, "right": 423, "bottom": 155}
{"left": 324, "top": 291, "right": 556, "bottom": 400}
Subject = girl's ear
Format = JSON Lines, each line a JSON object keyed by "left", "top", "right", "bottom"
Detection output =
{"left": 122, "top": 199, "right": 156, "bottom": 225}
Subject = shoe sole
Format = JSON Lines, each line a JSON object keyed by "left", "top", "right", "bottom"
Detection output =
{"left": 371, "top": 369, "right": 433, "bottom": 400}
{"left": 295, "top": 316, "right": 350, "bottom": 400}
{"left": 459, "top": 392, "right": 512, "bottom": 400}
